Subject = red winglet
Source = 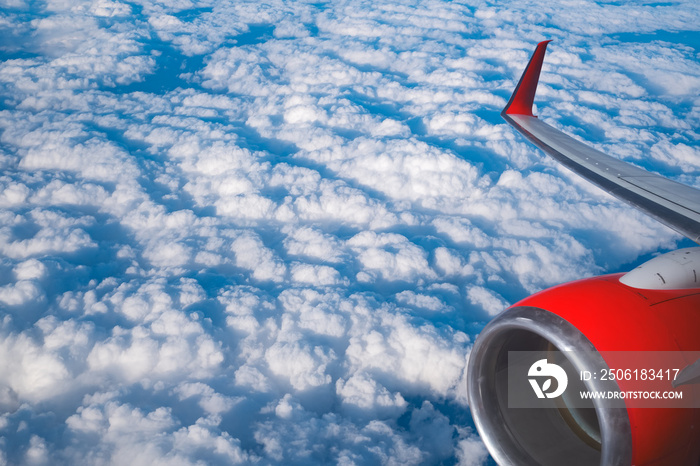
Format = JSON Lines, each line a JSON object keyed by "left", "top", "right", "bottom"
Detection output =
{"left": 502, "top": 40, "right": 551, "bottom": 117}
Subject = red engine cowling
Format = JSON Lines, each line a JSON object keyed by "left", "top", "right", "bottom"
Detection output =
{"left": 468, "top": 272, "right": 700, "bottom": 465}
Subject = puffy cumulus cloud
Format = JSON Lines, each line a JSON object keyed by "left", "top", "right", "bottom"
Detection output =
{"left": 432, "top": 217, "right": 491, "bottom": 249}
{"left": 65, "top": 396, "right": 251, "bottom": 465}
{"left": 174, "top": 382, "right": 240, "bottom": 416}
{"left": 254, "top": 395, "right": 428, "bottom": 464}
{"left": 13, "top": 259, "right": 47, "bottom": 281}
{"left": 336, "top": 371, "right": 407, "bottom": 418}
{"left": 432, "top": 246, "right": 476, "bottom": 278}
{"left": 0, "top": 280, "right": 44, "bottom": 306}
{"left": 395, "top": 290, "right": 450, "bottom": 313}
{"left": 277, "top": 288, "right": 348, "bottom": 338}
{"left": 265, "top": 340, "right": 335, "bottom": 391}
{"left": 0, "top": 209, "right": 96, "bottom": 260}
{"left": 306, "top": 138, "right": 483, "bottom": 211}
{"left": 466, "top": 285, "right": 509, "bottom": 317}
{"left": 86, "top": 324, "right": 224, "bottom": 383}
{"left": 594, "top": 42, "right": 700, "bottom": 97}
{"left": 456, "top": 434, "right": 490, "bottom": 466}
{"left": 345, "top": 311, "right": 470, "bottom": 401}
{"left": 0, "top": 8, "right": 153, "bottom": 92}
{"left": 282, "top": 225, "right": 346, "bottom": 263}
{"left": 0, "top": 331, "right": 70, "bottom": 403}
{"left": 348, "top": 231, "right": 436, "bottom": 283}
{"left": 278, "top": 178, "right": 401, "bottom": 229}
{"left": 0, "top": 0, "right": 698, "bottom": 464}
{"left": 290, "top": 262, "right": 344, "bottom": 286}
{"left": 231, "top": 232, "right": 287, "bottom": 282}
{"left": 200, "top": 46, "right": 282, "bottom": 96}
{"left": 650, "top": 139, "right": 700, "bottom": 173}
{"left": 78, "top": 280, "right": 225, "bottom": 384}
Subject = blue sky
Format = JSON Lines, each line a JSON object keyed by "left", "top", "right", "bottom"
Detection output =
{"left": 0, "top": 0, "right": 699, "bottom": 464}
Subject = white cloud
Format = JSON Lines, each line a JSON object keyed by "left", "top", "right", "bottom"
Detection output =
{"left": 231, "top": 232, "right": 287, "bottom": 282}
{"left": 348, "top": 231, "right": 436, "bottom": 283}
{"left": 466, "top": 285, "right": 509, "bottom": 316}
{"left": 25, "top": 435, "right": 49, "bottom": 466}
{"left": 282, "top": 226, "right": 346, "bottom": 263}
{"left": 174, "top": 382, "right": 239, "bottom": 415}
{"left": 0, "top": 331, "right": 70, "bottom": 403}
{"left": 456, "top": 434, "right": 489, "bottom": 466}
{"left": 0, "top": 212, "right": 96, "bottom": 259}
{"left": 265, "top": 340, "right": 335, "bottom": 391}
{"left": 279, "top": 288, "right": 347, "bottom": 337}
{"left": 0, "top": 280, "right": 43, "bottom": 306}
{"left": 336, "top": 372, "right": 407, "bottom": 418}
{"left": 345, "top": 310, "right": 470, "bottom": 400}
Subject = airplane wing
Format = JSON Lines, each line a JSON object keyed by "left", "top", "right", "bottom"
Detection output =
{"left": 468, "top": 41, "right": 700, "bottom": 466}
{"left": 501, "top": 40, "right": 700, "bottom": 244}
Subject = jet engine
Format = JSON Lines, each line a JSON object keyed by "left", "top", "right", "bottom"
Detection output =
{"left": 468, "top": 248, "right": 700, "bottom": 465}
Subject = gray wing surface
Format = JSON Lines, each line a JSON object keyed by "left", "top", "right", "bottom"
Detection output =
{"left": 502, "top": 41, "right": 700, "bottom": 244}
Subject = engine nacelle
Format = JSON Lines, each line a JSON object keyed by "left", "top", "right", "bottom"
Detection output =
{"left": 468, "top": 251, "right": 700, "bottom": 465}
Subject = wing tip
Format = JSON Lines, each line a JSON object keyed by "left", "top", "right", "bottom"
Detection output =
{"left": 502, "top": 40, "right": 552, "bottom": 117}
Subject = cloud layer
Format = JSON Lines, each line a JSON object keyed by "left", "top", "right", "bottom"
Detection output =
{"left": 0, "top": 0, "right": 699, "bottom": 464}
